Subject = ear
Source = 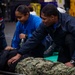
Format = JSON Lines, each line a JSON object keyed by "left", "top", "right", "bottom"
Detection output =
{"left": 51, "top": 15, "right": 55, "bottom": 20}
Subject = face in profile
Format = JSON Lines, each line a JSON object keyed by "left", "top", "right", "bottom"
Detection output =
{"left": 15, "top": 11, "right": 29, "bottom": 24}
{"left": 41, "top": 12, "right": 57, "bottom": 27}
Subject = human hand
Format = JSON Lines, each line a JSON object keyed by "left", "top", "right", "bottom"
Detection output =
{"left": 4, "top": 46, "right": 14, "bottom": 50}
{"left": 8, "top": 53, "right": 22, "bottom": 65}
{"left": 65, "top": 62, "right": 74, "bottom": 67}
{"left": 19, "top": 33, "right": 27, "bottom": 39}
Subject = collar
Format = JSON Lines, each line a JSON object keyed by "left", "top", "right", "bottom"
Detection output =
{"left": 53, "top": 12, "right": 62, "bottom": 29}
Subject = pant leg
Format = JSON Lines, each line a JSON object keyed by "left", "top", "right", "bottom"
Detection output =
{"left": 58, "top": 34, "right": 75, "bottom": 63}
{"left": 5, "top": 49, "right": 18, "bottom": 72}
{"left": 5, "top": 49, "right": 31, "bottom": 72}
{"left": 0, "top": 50, "right": 9, "bottom": 70}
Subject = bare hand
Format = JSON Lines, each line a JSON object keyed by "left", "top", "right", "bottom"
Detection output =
{"left": 8, "top": 54, "right": 21, "bottom": 65}
{"left": 4, "top": 46, "right": 14, "bottom": 50}
{"left": 19, "top": 33, "right": 27, "bottom": 39}
{"left": 65, "top": 62, "right": 74, "bottom": 67}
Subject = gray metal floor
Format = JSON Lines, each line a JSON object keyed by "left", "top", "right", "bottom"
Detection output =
{"left": 4, "top": 22, "right": 16, "bottom": 46}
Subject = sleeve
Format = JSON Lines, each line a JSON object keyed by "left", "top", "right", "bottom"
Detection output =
{"left": 67, "top": 17, "right": 75, "bottom": 60}
{"left": 11, "top": 22, "right": 21, "bottom": 49}
{"left": 18, "top": 23, "right": 48, "bottom": 55}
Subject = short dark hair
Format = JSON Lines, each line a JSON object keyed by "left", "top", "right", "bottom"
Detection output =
{"left": 41, "top": 4, "right": 59, "bottom": 17}
{"left": 16, "top": 5, "right": 30, "bottom": 15}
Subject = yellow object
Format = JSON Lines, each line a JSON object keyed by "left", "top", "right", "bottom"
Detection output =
{"left": 69, "top": 0, "right": 75, "bottom": 17}
{"left": 30, "top": 3, "right": 41, "bottom": 16}
{"left": 59, "top": 0, "right": 62, "bottom": 3}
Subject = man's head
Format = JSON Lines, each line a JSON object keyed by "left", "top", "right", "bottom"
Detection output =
{"left": 15, "top": 5, "right": 30, "bottom": 24}
{"left": 41, "top": 4, "right": 59, "bottom": 27}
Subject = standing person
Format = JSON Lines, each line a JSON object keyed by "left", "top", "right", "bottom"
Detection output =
{"left": 8, "top": 4, "right": 75, "bottom": 72}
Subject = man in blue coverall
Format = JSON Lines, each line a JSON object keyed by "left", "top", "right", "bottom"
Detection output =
{"left": 8, "top": 4, "right": 75, "bottom": 72}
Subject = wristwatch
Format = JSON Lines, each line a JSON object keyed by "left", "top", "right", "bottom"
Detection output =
{"left": 70, "top": 60, "right": 75, "bottom": 64}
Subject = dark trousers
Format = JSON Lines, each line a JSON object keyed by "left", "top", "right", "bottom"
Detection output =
{"left": 0, "top": 43, "right": 45, "bottom": 72}
{"left": 58, "top": 34, "right": 75, "bottom": 63}
{"left": 0, "top": 50, "right": 17, "bottom": 71}
{"left": 0, "top": 50, "right": 9, "bottom": 70}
